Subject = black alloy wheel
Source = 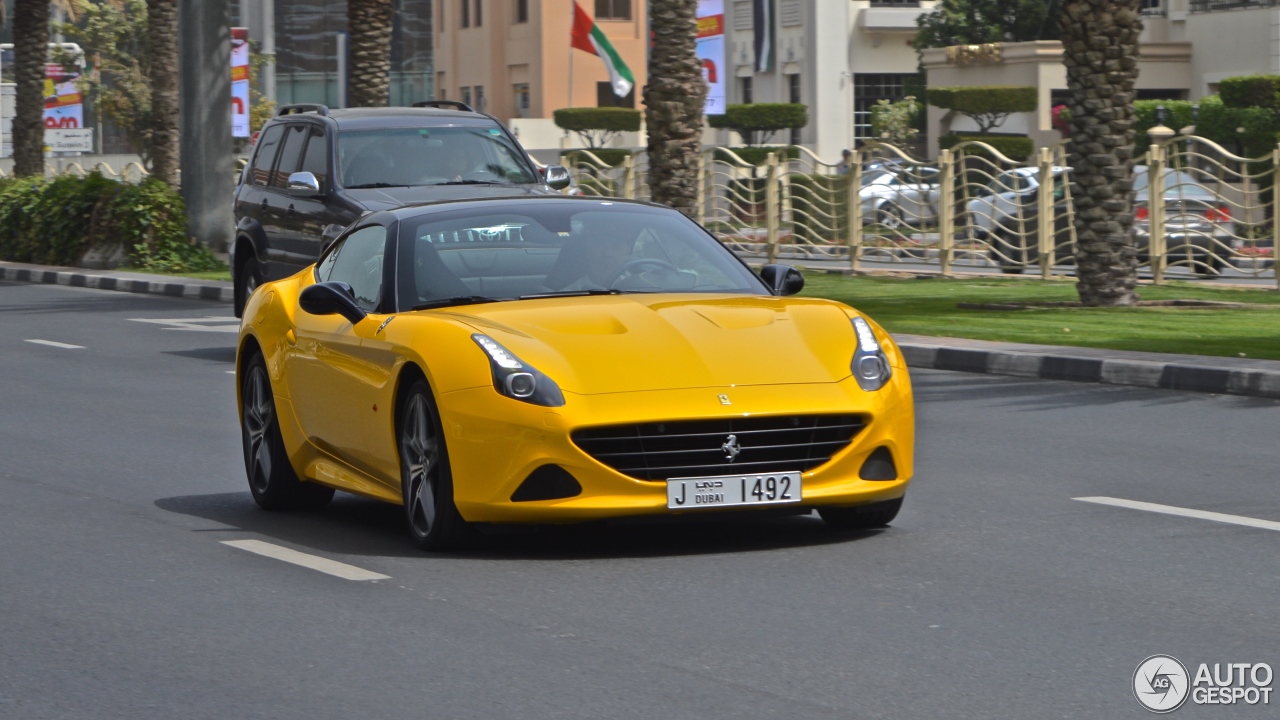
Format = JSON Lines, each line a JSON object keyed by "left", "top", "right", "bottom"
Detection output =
{"left": 399, "top": 379, "right": 471, "bottom": 550}
{"left": 818, "top": 496, "right": 904, "bottom": 532}
{"left": 241, "top": 353, "right": 334, "bottom": 511}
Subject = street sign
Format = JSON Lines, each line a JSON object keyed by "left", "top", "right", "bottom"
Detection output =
{"left": 45, "top": 128, "right": 93, "bottom": 152}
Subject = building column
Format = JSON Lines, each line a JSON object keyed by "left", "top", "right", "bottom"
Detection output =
{"left": 179, "top": 0, "right": 234, "bottom": 253}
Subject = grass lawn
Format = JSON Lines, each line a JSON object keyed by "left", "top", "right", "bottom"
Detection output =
{"left": 127, "top": 267, "right": 232, "bottom": 282}
{"left": 799, "top": 273, "right": 1280, "bottom": 360}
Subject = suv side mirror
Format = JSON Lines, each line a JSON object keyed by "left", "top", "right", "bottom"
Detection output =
{"left": 299, "top": 281, "right": 367, "bottom": 325}
{"left": 759, "top": 264, "right": 805, "bottom": 296}
{"left": 287, "top": 171, "right": 322, "bottom": 197}
{"left": 544, "top": 165, "right": 571, "bottom": 191}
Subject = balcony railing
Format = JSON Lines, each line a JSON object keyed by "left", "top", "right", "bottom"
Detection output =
{"left": 869, "top": 1, "right": 921, "bottom": 7}
{"left": 1141, "top": 0, "right": 1167, "bottom": 15}
{"left": 1191, "top": 0, "right": 1280, "bottom": 11}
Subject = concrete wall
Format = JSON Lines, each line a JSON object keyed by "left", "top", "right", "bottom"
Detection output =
{"left": 1184, "top": 7, "right": 1280, "bottom": 98}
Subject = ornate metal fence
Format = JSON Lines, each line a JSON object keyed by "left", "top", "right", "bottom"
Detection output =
{"left": 561, "top": 138, "right": 1277, "bottom": 286}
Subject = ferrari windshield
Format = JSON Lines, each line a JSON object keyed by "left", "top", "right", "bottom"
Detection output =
{"left": 396, "top": 201, "right": 769, "bottom": 309}
{"left": 338, "top": 125, "right": 537, "bottom": 188}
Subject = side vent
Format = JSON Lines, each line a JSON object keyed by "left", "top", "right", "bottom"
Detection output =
{"left": 858, "top": 447, "right": 898, "bottom": 481}
{"left": 511, "top": 465, "right": 583, "bottom": 502}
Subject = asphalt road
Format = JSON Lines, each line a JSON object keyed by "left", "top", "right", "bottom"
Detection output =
{"left": 2, "top": 279, "right": 1278, "bottom": 719}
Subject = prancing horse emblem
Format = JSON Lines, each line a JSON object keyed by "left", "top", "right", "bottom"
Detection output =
{"left": 718, "top": 394, "right": 731, "bottom": 405}
{"left": 721, "top": 434, "right": 742, "bottom": 462}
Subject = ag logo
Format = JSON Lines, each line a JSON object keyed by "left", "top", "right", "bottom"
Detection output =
{"left": 1134, "top": 655, "right": 1190, "bottom": 713}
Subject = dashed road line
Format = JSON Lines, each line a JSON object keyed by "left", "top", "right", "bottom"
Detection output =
{"left": 1074, "top": 496, "right": 1280, "bottom": 532}
{"left": 222, "top": 539, "right": 390, "bottom": 581}
{"left": 25, "top": 339, "right": 84, "bottom": 349}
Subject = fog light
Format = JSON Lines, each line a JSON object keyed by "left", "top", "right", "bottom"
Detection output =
{"left": 857, "top": 355, "right": 883, "bottom": 380}
{"left": 505, "top": 372, "right": 537, "bottom": 398}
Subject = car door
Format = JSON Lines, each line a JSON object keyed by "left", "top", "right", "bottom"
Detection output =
{"left": 286, "top": 224, "right": 397, "bottom": 485}
{"left": 236, "top": 123, "right": 286, "bottom": 266}
{"left": 264, "top": 123, "right": 310, "bottom": 278}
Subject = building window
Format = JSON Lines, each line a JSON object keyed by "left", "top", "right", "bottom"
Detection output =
{"left": 597, "top": 81, "right": 636, "bottom": 108}
{"left": 1140, "top": 0, "right": 1166, "bottom": 15}
{"left": 514, "top": 83, "right": 530, "bottom": 118}
{"left": 475, "top": 0, "right": 482, "bottom": 26}
{"left": 474, "top": 85, "right": 485, "bottom": 112}
{"left": 788, "top": 74, "right": 801, "bottom": 146}
{"left": 740, "top": 76, "right": 753, "bottom": 104}
{"left": 779, "top": 0, "right": 802, "bottom": 27}
{"left": 515, "top": 0, "right": 528, "bottom": 23}
{"left": 869, "top": 1, "right": 920, "bottom": 6}
{"left": 461, "top": 0, "right": 469, "bottom": 27}
{"left": 461, "top": 86, "right": 472, "bottom": 107}
{"left": 732, "top": 1, "right": 752, "bottom": 31}
{"left": 854, "top": 73, "right": 912, "bottom": 143}
{"left": 595, "top": 0, "right": 631, "bottom": 20}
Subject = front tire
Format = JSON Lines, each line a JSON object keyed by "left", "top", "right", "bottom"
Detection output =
{"left": 241, "top": 353, "right": 334, "bottom": 511}
{"left": 399, "top": 379, "right": 472, "bottom": 550}
{"left": 819, "top": 497, "right": 903, "bottom": 531}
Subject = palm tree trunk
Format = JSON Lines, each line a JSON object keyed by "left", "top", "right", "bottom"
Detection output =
{"left": 644, "top": 0, "right": 707, "bottom": 217}
{"left": 1060, "top": 0, "right": 1143, "bottom": 306}
{"left": 347, "top": 0, "right": 394, "bottom": 107}
{"left": 12, "top": 0, "right": 50, "bottom": 178}
{"left": 147, "top": 0, "right": 180, "bottom": 187}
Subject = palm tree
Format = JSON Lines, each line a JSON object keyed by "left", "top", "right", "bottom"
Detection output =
{"left": 145, "top": 0, "right": 178, "bottom": 187}
{"left": 1060, "top": 0, "right": 1143, "bottom": 306}
{"left": 11, "top": 0, "right": 51, "bottom": 177}
{"left": 347, "top": 0, "right": 393, "bottom": 107}
{"left": 644, "top": 0, "right": 706, "bottom": 217}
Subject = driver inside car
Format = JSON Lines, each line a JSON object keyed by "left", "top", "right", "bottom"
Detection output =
{"left": 557, "top": 235, "right": 634, "bottom": 291}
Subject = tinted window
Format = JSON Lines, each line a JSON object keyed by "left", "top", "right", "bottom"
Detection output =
{"left": 271, "top": 125, "right": 308, "bottom": 188}
{"left": 338, "top": 125, "right": 536, "bottom": 188}
{"left": 299, "top": 128, "right": 329, "bottom": 192}
{"left": 322, "top": 226, "right": 387, "bottom": 312}
{"left": 251, "top": 125, "right": 285, "bottom": 186}
{"left": 396, "top": 203, "right": 768, "bottom": 310}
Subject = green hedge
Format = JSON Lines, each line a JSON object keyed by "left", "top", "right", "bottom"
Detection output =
{"left": 939, "top": 133, "right": 1035, "bottom": 161}
{"left": 708, "top": 103, "right": 809, "bottom": 133}
{"left": 560, "top": 148, "right": 633, "bottom": 167}
{"left": 0, "top": 173, "right": 221, "bottom": 272}
{"left": 926, "top": 86, "right": 1037, "bottom": 114}
{"left": 552, "top": 107, "right": 642, "bottom": 133}
{"left": 712, "top": 146, "right": 801, "bottom": 165}
{"left": 1219, "top": 75, "right": 1280, "bottom": 111}
{"left": 1133, "top": 96, "right": 1279, "bottom": 156}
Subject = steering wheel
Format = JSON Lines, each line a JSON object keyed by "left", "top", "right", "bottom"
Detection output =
{"left": 608, "top": 258, "right": 679, "bottom": 286}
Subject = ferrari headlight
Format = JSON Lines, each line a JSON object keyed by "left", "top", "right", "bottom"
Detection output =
{"left": 472, "top": 334, "right": 565, "bottom": 407}
{"left": 851, "top": 316, "right": 892, "bottom": 391}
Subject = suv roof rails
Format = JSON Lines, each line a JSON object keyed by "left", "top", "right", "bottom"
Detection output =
{"left": 276, "top": 103, "right": 330, "bottom": 117}
{"left": 412, "top": 100, "right": 474, "bottom": 113}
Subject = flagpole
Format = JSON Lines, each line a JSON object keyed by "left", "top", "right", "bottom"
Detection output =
{"left": 568, "top": 23, "right": 575, "bottom": 107}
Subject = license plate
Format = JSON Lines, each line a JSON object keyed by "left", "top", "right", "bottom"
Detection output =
{"left": 666, "top": 472, "right": 802, "bottom": 510}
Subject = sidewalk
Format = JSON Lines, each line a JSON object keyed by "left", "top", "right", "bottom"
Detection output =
{"left": 4, "top": 259, "right": 1278, "bottom": 401}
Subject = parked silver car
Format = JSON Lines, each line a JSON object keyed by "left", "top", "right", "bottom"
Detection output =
{"left": 1133, "top": 165, "right": 1236, "bottom": 273}
{"left": 859, "top": 165, "right": 942, "bottom": 228}
{"left": 964, "top": 166, "right": 1068, "bottom": 238}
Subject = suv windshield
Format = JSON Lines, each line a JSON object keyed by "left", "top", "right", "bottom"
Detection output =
{"left": 396, "top": 203, "right": 769, "bottom": 309}
{"left": 338, "top": 125, "right": 537, "bottom": 188}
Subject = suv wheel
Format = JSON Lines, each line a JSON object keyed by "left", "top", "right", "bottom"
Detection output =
{"left": 237, "top": 255, "right": 263, "bottom": 316}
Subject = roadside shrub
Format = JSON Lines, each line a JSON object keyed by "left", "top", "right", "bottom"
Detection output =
{"left": 560, "top": 148, "right": 633, "bottom": 167}
{"left": 1133, "top": 97, "right": 1279, "bottom": 156}
{"left": 708, "top": 103, "right": 809, "bottom": 145}
{"left": 939, "top": 132, "right": 1034, "bottom": 161}
{"left": 552, "top": 107, "right": 642, "bottom": 149}
{"left": 1219, "top": 75, "right": 1280, "bottom": 111}
{"left": 926, "top": 86, "right": 1037, "bottom": 133}
{"left": 712, "top": 145, "right": 801, "bottom": 165}
{"left": 0, "top": 173, "right": 222, "bottom": 273}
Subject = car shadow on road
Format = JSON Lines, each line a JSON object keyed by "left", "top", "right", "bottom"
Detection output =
{"left": 164, "top": 347, "right": 237, "bottom": 363}
{"left": 155, "top": 491, "right": 878, "bottom": 560}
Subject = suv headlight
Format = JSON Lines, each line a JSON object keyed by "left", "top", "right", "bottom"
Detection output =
{"left": 851, "top": 317, "right": 892, "bottom": 391}
{"left": 472, "top": 334, "right": 565, "bottom": 407}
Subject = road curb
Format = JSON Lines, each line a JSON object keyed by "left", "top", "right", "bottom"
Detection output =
{"left": 0, "top": 263, "right": 233, "bottom": 304}
{"left": 898, "top": 342, "right": 1280, "bottom": 400}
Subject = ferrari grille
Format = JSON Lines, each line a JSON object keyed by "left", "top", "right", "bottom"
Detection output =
{"left": 571, "top": 415, "right": 865, "bottom": 481}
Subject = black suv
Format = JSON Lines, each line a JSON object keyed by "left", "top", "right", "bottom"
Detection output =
{"left": 231, "top": 101, "right": 570, "bottom": 316}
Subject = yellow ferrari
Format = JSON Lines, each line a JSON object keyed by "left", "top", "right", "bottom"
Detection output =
{"left": 236, "top": 197, "right": 914, "bottom": 549}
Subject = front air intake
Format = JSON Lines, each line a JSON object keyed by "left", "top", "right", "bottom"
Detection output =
{"left": 511, "top": 465, "right": 583, "bottom": 502}
{"left": 858, "top": 447, "right": 897, "bottom": 481}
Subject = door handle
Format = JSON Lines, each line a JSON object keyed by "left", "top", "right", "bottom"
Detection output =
{"left": 259, "top": 198, "right": 269, "bottom": 211}
{"left": 286, "top": 204, "right": 295, "bottom": 216}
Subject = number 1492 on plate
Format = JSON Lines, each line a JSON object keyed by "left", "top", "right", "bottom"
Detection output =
{"left": 666, "top": 472, "right": 802, "bottom": 510}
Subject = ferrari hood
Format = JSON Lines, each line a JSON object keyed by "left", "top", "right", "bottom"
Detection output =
{"left": 436, "top": 295, "right": 859, "bottom": 395}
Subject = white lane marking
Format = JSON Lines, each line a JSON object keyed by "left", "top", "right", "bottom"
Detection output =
{"left": 226, "top": 370, "right": 236, "bottom": 374}
{"left": 25, "top": 339, "right": 84, "bottom": 349}
{"left": 129, "top": 317, "right": 240, "bottom": 333}
{"left": 221, "top": 539, "right": 390, "bottom": 581}
{"left": 1074, "top": 496, "right": 1280, "bottom": 532}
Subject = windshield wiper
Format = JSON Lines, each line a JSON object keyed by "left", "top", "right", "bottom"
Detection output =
{"left": 345, "top": 182, "right": 411, "bottom": 189}
{"left": 518, "top": 289, "right": 628, "bottom": 300}
{"left": 411, "top": 295, "right": 502, "bottom": 310}
{"left": 433, "top": 179, "right": 502, "bottom": 186}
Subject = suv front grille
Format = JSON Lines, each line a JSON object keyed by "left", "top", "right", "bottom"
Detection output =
{"left": 571, "top": 415, "right": 865, "bottom": 481}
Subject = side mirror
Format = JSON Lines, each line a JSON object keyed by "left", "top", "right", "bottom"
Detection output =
{"left": 544, "top": 164, "right": 571, "bottom": 191}
{"left": 287, "top": 171, "right": 322, "bottom": 197}
{"left": 299, "top": 281, "right": 367, "bottom": 325}
{"left": 760, "top": 264, "right": 805, "bottom": 296}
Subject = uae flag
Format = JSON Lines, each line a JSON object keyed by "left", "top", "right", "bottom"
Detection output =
{"left": 752, "top": 0, "right": 774, "bottom": 73}
{"left": 571, "top": 1, "right": 635, "bottom": 98}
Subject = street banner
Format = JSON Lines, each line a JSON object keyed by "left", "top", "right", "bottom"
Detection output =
{"left": 696, "top": 0, "right": 726, "bottom": 115}
{"left": 752, "top": 0, "right": 773, "bottom": 73}
{"left": 231, "top": 27, "right": 250, "bottom": 138}
{"left": 43, "top": 62, "right": 83, "bottom": 130}
{"left": 570, "top": 1, "right": 635, "bottom": 98}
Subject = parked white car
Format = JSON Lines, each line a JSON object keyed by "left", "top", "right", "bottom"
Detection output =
{"left": 964, "top": 166, "right": 1069, "bottom": 238}
{"left": 859, "top": 165, "right": 942, "bottom": 229}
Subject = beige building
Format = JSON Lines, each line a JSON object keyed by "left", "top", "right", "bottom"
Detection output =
{"left": 434, "top": 0, "right": 648, "bottom": 141}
